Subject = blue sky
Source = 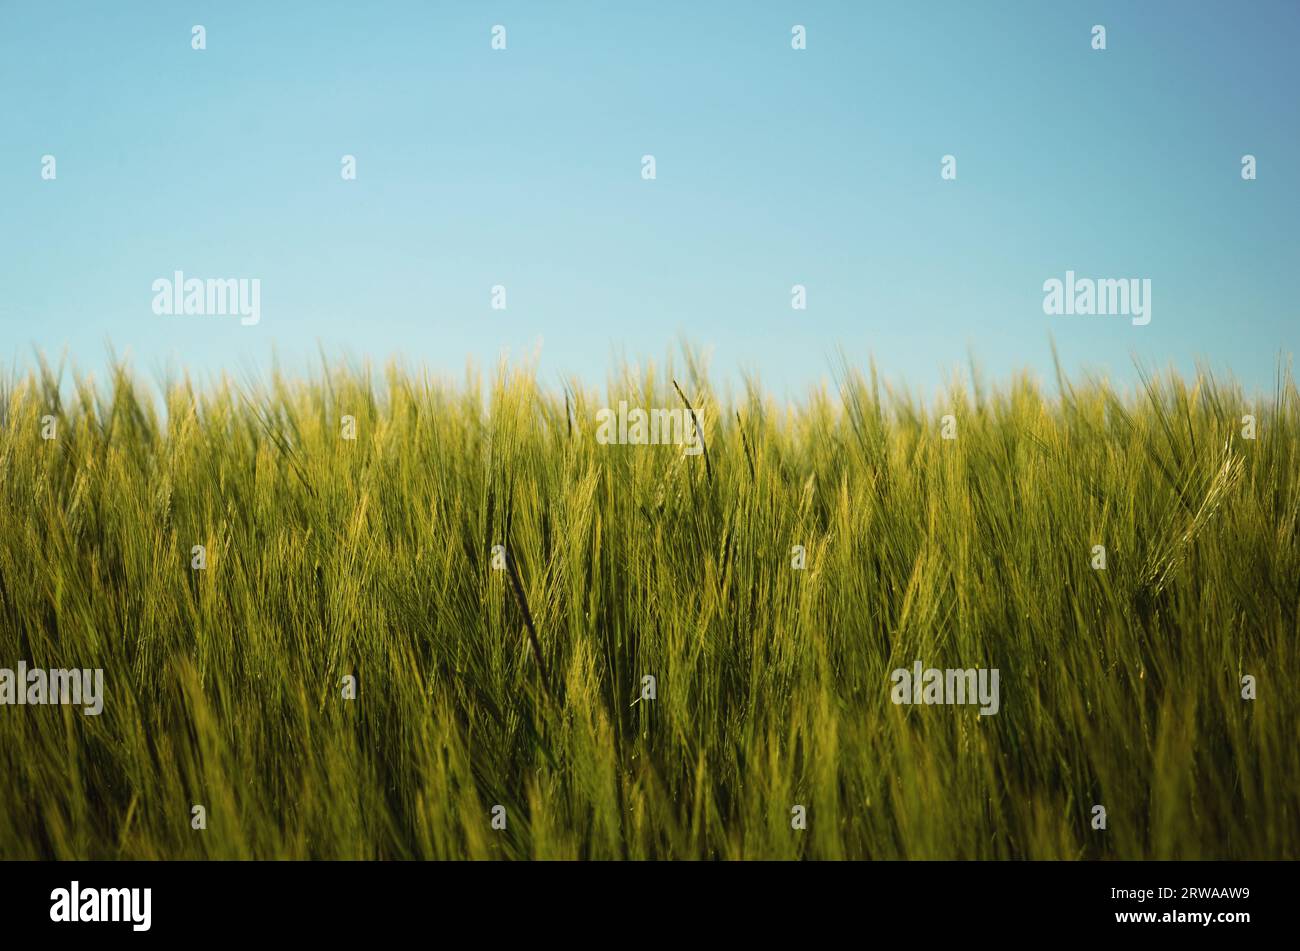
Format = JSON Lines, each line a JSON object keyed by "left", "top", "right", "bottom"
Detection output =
{"left": 1, "top": 1, "right": 1296, "bottom": 399}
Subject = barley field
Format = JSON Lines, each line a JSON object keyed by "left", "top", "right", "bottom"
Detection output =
{"left": 0, "top": 349, "right": 1296, "bottom": 860}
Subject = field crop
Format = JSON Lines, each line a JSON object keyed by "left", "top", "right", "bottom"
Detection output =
{"left": 0, "top": 350, "right": 1296, "bottom": 859}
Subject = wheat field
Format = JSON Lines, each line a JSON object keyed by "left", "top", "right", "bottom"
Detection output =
{"left": 0, "top": 349, "right": 1296, "bottom": 859}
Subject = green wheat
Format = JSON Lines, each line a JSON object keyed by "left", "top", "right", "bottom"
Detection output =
{"left": 0, "top": 347, "right": 1295, "bottom": 860}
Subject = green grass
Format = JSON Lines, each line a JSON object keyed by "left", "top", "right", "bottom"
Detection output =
{"left": 1, "top": 348, "right": 1296, "bottom": 860}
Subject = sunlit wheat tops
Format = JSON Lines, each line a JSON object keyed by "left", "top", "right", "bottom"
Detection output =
{"left": 0, "top": 350, "right": 1296, "bottom": 859}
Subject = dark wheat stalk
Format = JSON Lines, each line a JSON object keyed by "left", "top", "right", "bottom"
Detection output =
{"left": 503, "top": 546, "right": 552, "bottom": 700}
{"left": 672, "top": 378, "right": 712, "bottom": 484}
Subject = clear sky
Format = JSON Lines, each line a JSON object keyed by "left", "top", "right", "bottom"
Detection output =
{"left": 1, "top": 1, "right": 1296, "bottom": 400}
